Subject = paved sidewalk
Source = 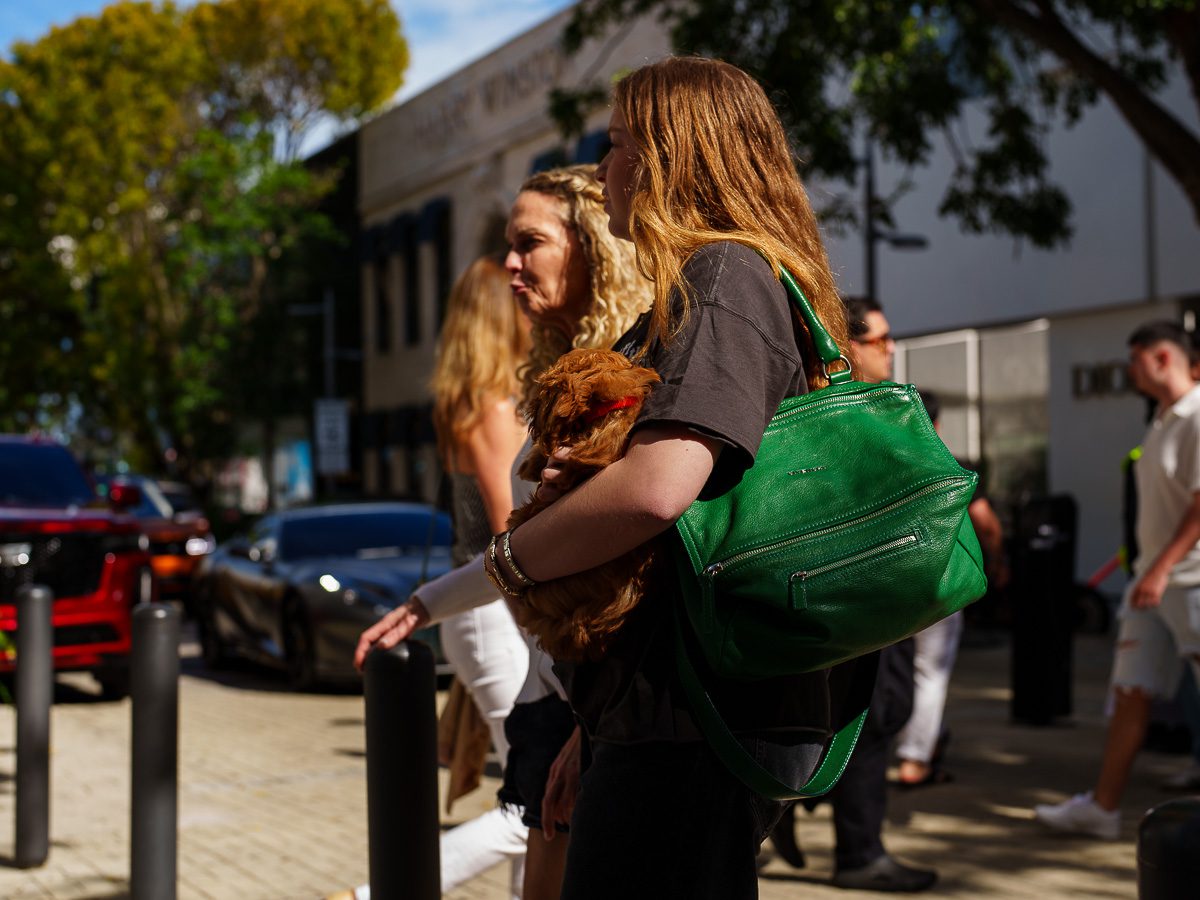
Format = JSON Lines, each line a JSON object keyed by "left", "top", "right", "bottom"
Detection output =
{"left": 0, "top": 626, "right": 1185, "bottom": 898}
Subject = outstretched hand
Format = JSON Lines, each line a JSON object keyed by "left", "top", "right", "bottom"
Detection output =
{"left": 353, "top": 597, "right": 431, "bottom": 671}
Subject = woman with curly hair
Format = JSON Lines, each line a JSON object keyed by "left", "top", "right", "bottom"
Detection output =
{"left": 355, "top": 164, "right": 650, "bottom": 900}
{"left": 485, "top": 58, "right": 866, "bottom": 899}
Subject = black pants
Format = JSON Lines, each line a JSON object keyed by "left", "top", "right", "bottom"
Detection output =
{"left": 805, "top": 640, "right": 915, "bottom": 870}
{"left": 561, "top": 736, "right": 817, "bottom": 899}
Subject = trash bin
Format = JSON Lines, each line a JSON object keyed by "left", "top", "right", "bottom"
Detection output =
{"left": 1010, "top": 494, "right": 1077, "bottom": 725}
{"left": 1138, "top": 798, "right": 1200, "bottom": 899}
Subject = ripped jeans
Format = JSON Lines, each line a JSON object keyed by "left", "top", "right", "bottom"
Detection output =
{"left": 1111, "top": 583, "right": 1200, "bottom": 698}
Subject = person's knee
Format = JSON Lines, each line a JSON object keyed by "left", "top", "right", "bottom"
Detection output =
{"left": 1112, "top": 683, "right": 1154, "bottom": 704}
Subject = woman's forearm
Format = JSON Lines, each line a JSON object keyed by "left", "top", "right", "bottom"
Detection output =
{"left": 411, "top": 553, "right": 498, "bottom": 624}
{"left": 507, "top": 426, "right": 721, "bottom": 582}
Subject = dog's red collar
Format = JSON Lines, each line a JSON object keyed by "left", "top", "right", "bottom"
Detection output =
{"left": 583, "top": 396, "right": 639, "bottom": 424}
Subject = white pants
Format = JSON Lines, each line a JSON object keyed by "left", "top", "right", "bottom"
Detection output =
{"left": 357, "top": 599, "right": 530, "bottom": 900}
{"left": 440, "top": 599, "right": 530, "bottom": 767}
{"left": 896, "top": 611, "right": 963, "bottom": 764}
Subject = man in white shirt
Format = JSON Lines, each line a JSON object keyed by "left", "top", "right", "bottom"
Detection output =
{"left": 1036, "top": 320, "right": 1200, "bottom": 839}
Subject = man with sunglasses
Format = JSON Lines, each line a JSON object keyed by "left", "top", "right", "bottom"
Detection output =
{"left": 847, "top": 296, "right": 896, "bottom": 383}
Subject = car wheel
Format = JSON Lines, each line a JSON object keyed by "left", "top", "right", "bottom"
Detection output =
{"left": 198, "top": 613, "right": 230, "bottom": 669}
{"left": 95, "top": 668, "right": 130, "bottom": 701}
{"left": 284, "top": 600, "right": 318, "bottom": 691}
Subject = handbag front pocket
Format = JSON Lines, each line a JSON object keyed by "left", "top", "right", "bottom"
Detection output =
{"left": 787, "top": 532, "right": 920, "bottom": 611}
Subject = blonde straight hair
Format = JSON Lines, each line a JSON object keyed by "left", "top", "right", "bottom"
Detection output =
{"left": 430, "top": 256, "right": 529, "bottom": 466}
{"left": 516, "top": 165, "right": 653, "bottom": 406}
{"left": 613, "top": 57, "right": 850, "bottom": 387}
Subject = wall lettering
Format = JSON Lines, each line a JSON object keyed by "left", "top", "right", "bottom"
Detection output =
{"left": 1071, "top": 361, "right": 1131, "bottom": 398}
{"left": 404, "top": 43, "right": 567, "bottom": 145}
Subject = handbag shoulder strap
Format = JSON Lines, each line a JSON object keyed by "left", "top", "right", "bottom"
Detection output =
{"left": 777, "top": 266, "right": 854, "bottom": 387}
{"left": 673, "top": 601, "right": 875, "bottom": 800}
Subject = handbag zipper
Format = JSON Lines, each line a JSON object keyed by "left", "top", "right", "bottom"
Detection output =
{"left": 700, "top": 477, "right": 961, "bottom": 578}
{"left": 793, "top": 533, "right": 919, "bottom": 580}
{"left": 769, "top": 385, "right": 904, "bottom": 425}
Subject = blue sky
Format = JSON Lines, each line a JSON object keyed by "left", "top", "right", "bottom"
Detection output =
{"left": 1, "top": 0, "right": 574, "bottom": 101}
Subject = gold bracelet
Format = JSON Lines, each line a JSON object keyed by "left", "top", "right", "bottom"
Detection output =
{"left": 500, "top": 530, "right": 536, "bottom": 588}
{"left": 486, "top": 535, "right": 525, "bottom": 598}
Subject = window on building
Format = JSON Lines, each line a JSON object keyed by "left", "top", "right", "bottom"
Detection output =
{"left": 574, "top": 129, "right": 611, "bottom": 164}
{"left": 422, "top": 198, "right": 453, "bottom": 330}
{"left": 529, "top": 146, "right": 569, "bottom": 175}
{"left": 402, "top": 221, "right": 420, "bottom": 346}
{"left": 374, "top": 255, "right": 391, "bottom": 354}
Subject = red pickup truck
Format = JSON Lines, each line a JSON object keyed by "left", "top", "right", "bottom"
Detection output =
{"left": 0, "top": 436, "right": 153, "bottom": 699}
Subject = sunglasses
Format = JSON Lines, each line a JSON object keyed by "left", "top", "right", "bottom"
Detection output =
{"left": 853, "top": 332, "right": 893, "bottom": 350}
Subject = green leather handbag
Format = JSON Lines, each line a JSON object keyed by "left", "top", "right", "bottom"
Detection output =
{"left": 672, "top": 266, "right": 988, "bottom": 800}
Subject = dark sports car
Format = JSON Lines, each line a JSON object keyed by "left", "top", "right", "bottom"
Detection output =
{"left": 193, "top": 502, "right": 452, "bottom": 689}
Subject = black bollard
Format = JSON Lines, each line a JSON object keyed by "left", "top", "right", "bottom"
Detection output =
{"left": 130, "top": 603, "right": 180, "bottom": 900}
{"left": 15, "top": 584, "right": 53, "bottom": 869}
{"left": 1011, "top": 495, "right": 1077, "bottom": 725}
{"left": 364, "top": 641, "right": 440, "bottom": 900}
{"left": 1138, "top": 798, "right": 1200, "bottom": 899}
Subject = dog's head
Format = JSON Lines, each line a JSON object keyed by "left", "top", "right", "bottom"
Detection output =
{"left": 527, "top": 348, "right": 660, "bottom": 451}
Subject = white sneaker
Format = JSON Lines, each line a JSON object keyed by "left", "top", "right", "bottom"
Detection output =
{"left": 1033, "top": 792, "right": 1120, "bottom": 840}
{"left": 1161, "top": 762, "right": 1200, "bottom": 791}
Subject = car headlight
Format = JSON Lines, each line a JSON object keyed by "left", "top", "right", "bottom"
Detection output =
{"left": 185, "top": 535, "right": 217, "bottom": 556}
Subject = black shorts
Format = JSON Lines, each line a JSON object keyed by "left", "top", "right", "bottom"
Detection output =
{"left": 497, "top": 693, "right": 577, "bottom": 831}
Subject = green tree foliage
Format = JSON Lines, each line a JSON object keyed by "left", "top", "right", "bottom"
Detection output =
{"left": 192, "top": 0, "right": 408, "bottom": 158}
{"left": 0, "top": 0, "right": 406, "bottom": 476}
{"left": 563, "top": 0, "right": 1200, "bottom": 247}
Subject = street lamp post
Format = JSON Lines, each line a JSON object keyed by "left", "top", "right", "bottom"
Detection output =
{"left": 862, "top": 137, "right": 929, "bottom": 302}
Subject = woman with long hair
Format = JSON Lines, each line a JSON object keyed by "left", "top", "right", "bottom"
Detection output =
{"left": 355, "top": 164, "right": 650, "bottom": 900}
{"left": 484, "top": 58, "right": 864, "bottom": 899}
{"left": 333, "top": 256, "right": 531, "bottom": 900}
{"left": 428, "top": 256, "right": 532, "bottom": 897}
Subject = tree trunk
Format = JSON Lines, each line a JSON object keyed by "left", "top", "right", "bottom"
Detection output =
{"left": 980, "top": 0, "right": 1200, "bottom": 229}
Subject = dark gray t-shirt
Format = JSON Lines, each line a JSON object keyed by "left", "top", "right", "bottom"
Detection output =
{"left": 555, "top": 241, "right": 846, "bottom": 744}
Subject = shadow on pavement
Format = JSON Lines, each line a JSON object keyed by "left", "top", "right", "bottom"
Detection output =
{"left": 177, "top": 652, "right": 362, "bottom": 696}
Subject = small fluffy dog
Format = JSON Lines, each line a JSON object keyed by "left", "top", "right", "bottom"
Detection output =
{"left": 508, "top": 348, "right": 663, "bottom": 662}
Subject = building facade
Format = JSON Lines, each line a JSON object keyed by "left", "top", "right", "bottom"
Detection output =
{"left": 354, "top": 8, "right": 1200, "bottom": 592}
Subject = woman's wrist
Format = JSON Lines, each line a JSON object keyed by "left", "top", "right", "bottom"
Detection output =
{"left": 500, "top": 530, "right": 536, "bottom": 588}
{"left": 405, "top": 595, "right": 431, "bottom": 627}
{"left": 485, "top": 530, "right": 537, "bottom": 597}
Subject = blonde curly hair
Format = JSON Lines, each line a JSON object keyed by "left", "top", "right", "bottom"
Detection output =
{"left": 514, "top": 165, "right": 652, "bottom": 408}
